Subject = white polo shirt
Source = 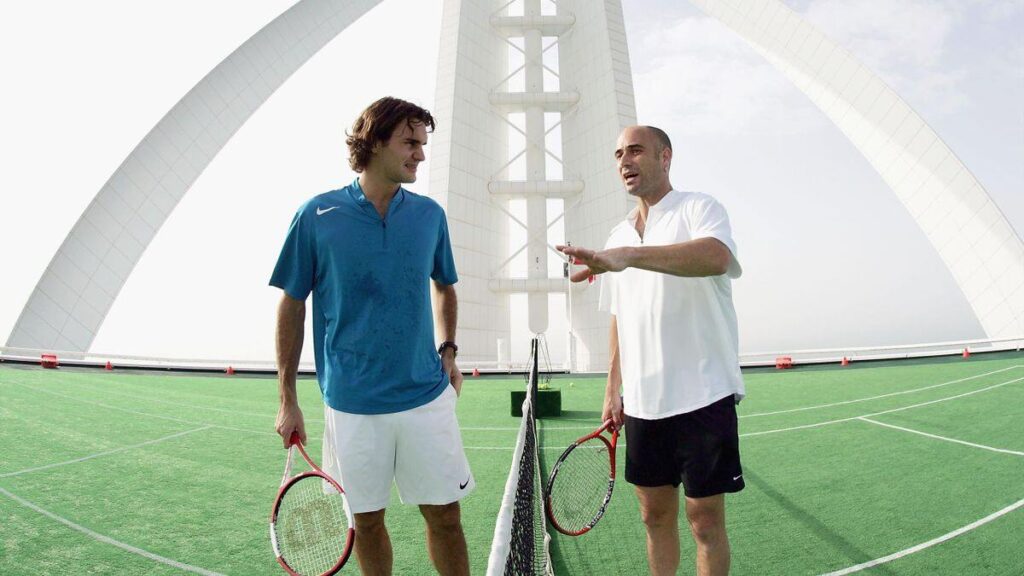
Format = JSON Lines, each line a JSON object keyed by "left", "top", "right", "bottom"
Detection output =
{"left": 598, "top": 189, "right": 745, "bottom": 420}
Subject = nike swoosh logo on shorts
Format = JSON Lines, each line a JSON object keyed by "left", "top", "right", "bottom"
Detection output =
{"left": 316, "top": 206, "right": 339, "bottom": 216}
{"left": 733, "top": 475, "right": 743, "bottom": 481}
{"left": 460, "top": 476, "right": 471, "bottom": 490}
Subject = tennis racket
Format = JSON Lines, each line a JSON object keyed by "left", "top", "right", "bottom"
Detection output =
{"left": 270, "top": 431, "right": 355, "bottom": 575}
{"left": 544, "top": 419, "right": 618, "bottom": 536}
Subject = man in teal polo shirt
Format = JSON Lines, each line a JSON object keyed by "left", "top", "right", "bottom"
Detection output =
{"left": 271, "top": 97, "right": 471, "bottom": 576}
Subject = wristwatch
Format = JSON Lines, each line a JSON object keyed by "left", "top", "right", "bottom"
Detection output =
{"left": 438, "top": 341, "right": 458, "bottom": 357}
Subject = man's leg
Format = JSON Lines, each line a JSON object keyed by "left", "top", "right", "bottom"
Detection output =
{"left": 393, "top": 386, "right": 472, "bottom": 574}
{"left": 684, "top": 493, "right": 730, "bottom": 576}
{"left": 354, "top": 509, "right": 393, "bottom": 576}
{"left": 419, "top": 502, "right": 469, "bottom": 576}
{"left": 635, "top": 485, "right": 680, "bottom": 576}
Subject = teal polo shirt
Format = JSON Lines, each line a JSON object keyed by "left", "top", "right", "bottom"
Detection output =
{"left": 270, "top": 179, "right": 458, "bottom": 414}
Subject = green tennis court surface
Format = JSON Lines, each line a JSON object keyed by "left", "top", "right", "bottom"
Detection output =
{"left": 1, "top": 352, "right": 1022, "bottom": 575}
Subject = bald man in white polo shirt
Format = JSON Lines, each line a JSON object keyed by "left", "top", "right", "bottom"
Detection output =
{"left": 557, "top": 125, "right": 744, "bottom": 576}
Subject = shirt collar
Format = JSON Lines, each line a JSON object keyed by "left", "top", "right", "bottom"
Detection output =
{"left": 627, "top": 189, "right": 681, "bottom": 227}
{"left": 349, "top": 178, "right": 406, "bottom": 211}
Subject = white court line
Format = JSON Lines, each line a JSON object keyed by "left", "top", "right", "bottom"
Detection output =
{"left": 741, "top": 376, "right": 1024, "bottom": 438}
{"left": 5, "top": 381, "right": 276, "bottom": 436}
{"left": 818, "top": 498, "right": 1024, "bottom": 576}
{"left": 12, "top": 365, "right": 1019, "bottom": 432}
{"left": 0, "top": 486, "right": 225, "bottom": 576}
{"left": 72, "top": 384, "right": 281, "bottom": 418}
{"left": 0, "top": 426, "right": 213, "bottom": 478}
{"left": 28, "top": 385, "right": 582, "bottom": 430}
{"left": 9, "top": 367, "right": 1021, "bottom": 445}
{"left": 15, "top": 376, "right": 327, "bottom": 423}
{"left": 468, "top": 366, "right": 1024, "bottom": 430}
{"left": 462, "top": 425, "right": 595, "bottom": 431}
{"left": 469, "top": 376, "right": 1024, "bottom": 448}
{"left": 6, "top": 379, "right": 582, "bottom": 434}
{"left": 44, "top": 382, "right": 595, "bottom": 430}
{"left": 78, "top": 374, "right": 285, "bottom": 409}
{"left": 465, "top": 443, "right": 628, "bottom": 451}
{"left": 466, "top": 367, "right": 1022, "bottom": 431}
{"left": 467, "top": 445, "right": 543, "bottom": 451}
{"left": 858, "top": 418, "right": 1024, "bottom": 457}
{"left": 742, "top": 366, "right": 1022, "bottom": 418}
{"left": 7, "top": 379, "right": 581, "bottom": 430}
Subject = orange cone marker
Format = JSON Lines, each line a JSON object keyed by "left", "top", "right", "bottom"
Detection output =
{"left": 841, "top": 357, "right": 849, "bottom": 366}
{"left": 962, "top": 348, "right": 970, "bottom": 359}
{"left": 105, "top": 361, "right": 113, "bottom": 371}
{"left": 472, "top": 368, "right": 480, "bottom": 377}
{"left": 226, "top": 366, "right": 235, "bottom": 375}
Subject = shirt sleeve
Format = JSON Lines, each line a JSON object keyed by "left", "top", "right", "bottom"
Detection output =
{"left": 431, "top": 211, "right": 459, "bottom": 285}
{"left": 690, "top": 195, "right": 742, "bottom": 279}
{"left": 597, "top": 228, "right": 622, "bottom": 313}
{"left": 598, "top": 273, "right": 618, "bottom": 314}
{"left": 269, "top": 203, "right": 316, "bottom": 300}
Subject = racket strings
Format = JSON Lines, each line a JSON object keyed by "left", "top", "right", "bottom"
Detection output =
{"left": 274, "top": 475, "right": 350, "bottom": 574}
{"left": 548, "top": 440, "right": 613, "bottom": 533}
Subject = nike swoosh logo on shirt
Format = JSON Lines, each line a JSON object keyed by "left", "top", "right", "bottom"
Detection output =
{"left": 316, "top": 206, "right": 339, "bottom": 216}
{"left": 460, "top": 476, "right": 471, "bottom": 490}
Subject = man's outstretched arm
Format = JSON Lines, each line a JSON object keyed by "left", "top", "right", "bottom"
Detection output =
{"left": 557, "top": 238, "right": 731, "bottom": 281}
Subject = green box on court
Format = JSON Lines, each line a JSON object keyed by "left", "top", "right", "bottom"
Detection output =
{"left": 511, "top": 389, "right": 561, "bottom": 417}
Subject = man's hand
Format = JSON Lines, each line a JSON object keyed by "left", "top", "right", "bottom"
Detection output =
{"left": 602, "top": 392, "right": 624, "bottom": 431}
{"left": 275, "top": 402, "right": 306, "bottom": 448}
{"left": 556, "top": 245, "right": 632, "bottom": 282}
{"left": 443, "top": 351, "right": 463, "bottom": 397}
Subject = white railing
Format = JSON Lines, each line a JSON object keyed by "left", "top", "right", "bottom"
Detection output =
{"left": 739, "top": 336, "right": 1024, "bottom": 367}
{"left": 3, "top": 336, "right": 1021, "bottom": 374}
{"left": 0, "top": 346, "right": 303, "bottom": 372}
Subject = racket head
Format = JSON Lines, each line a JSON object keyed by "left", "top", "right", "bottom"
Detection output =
{"left": 270, "top": 470, "right": 354, "bottom": 576}
{"left": 545, "top": 423, "right": 618, "bottom": 536}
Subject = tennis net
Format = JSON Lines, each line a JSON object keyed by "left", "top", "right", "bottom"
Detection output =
{"left": 486, "top": 338, "right": 554, "bottom": 575}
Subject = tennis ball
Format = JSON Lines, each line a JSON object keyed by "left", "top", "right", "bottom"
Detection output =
{"left": 569, "top": 382, "right": 575, "bottom": 387}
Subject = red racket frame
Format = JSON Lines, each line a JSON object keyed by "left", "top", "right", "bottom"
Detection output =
{"left": 544, "top": 419, "right": 619, "bottom": 536}
{"left": 270, "top": 432, "right": 355, "bottom": 576}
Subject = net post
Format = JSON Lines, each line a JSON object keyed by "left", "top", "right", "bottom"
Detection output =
{"left": 530, "top": 337, "right": 539, "bottom": 402}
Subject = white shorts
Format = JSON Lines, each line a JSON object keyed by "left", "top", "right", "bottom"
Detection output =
{"left": 321, "top": 385, "right": 475, "bottom": 514}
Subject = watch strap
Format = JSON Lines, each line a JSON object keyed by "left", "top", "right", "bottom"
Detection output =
{"left": 438, "top": 341, "right": 458, "bottom": 357}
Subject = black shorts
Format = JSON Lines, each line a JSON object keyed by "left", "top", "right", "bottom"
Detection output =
{"left": 624, "top": 395, "right": 745, "bottom": 498}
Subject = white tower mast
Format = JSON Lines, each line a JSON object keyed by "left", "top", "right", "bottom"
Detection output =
{"left": 430, "top": 0, "right": 636, "bottom": 369}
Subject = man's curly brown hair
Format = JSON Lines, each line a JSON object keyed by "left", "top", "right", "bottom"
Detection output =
{"left": 345, "top": 97, "right": 436, "bottom": 173}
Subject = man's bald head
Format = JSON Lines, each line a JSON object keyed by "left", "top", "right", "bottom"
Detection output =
{"left": 640, "top": 126, "right": 672, "bottom": 154}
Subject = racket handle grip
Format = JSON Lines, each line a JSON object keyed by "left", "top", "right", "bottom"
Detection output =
{"left": 288, "top": 430, "right": 302, "bottom": 447}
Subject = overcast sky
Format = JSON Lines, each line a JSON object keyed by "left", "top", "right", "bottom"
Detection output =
{"left": 1, "top": 0, "right": 1021, "bottom": 364}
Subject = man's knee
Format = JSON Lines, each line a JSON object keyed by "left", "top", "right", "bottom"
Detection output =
{"left": 685, "top": 498, "right": 726, "bottom": 543}
{"left": 355, "top": 509, "right": 387, "bottom": 533}
{"left": 639, "top": 501, "right": 677, "bottom": 529}
{"left": 636, "top": 486, "right": 679, "bottom": 530}
{"left": 420, "top": 502, "right": 462, "bottom": 532}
